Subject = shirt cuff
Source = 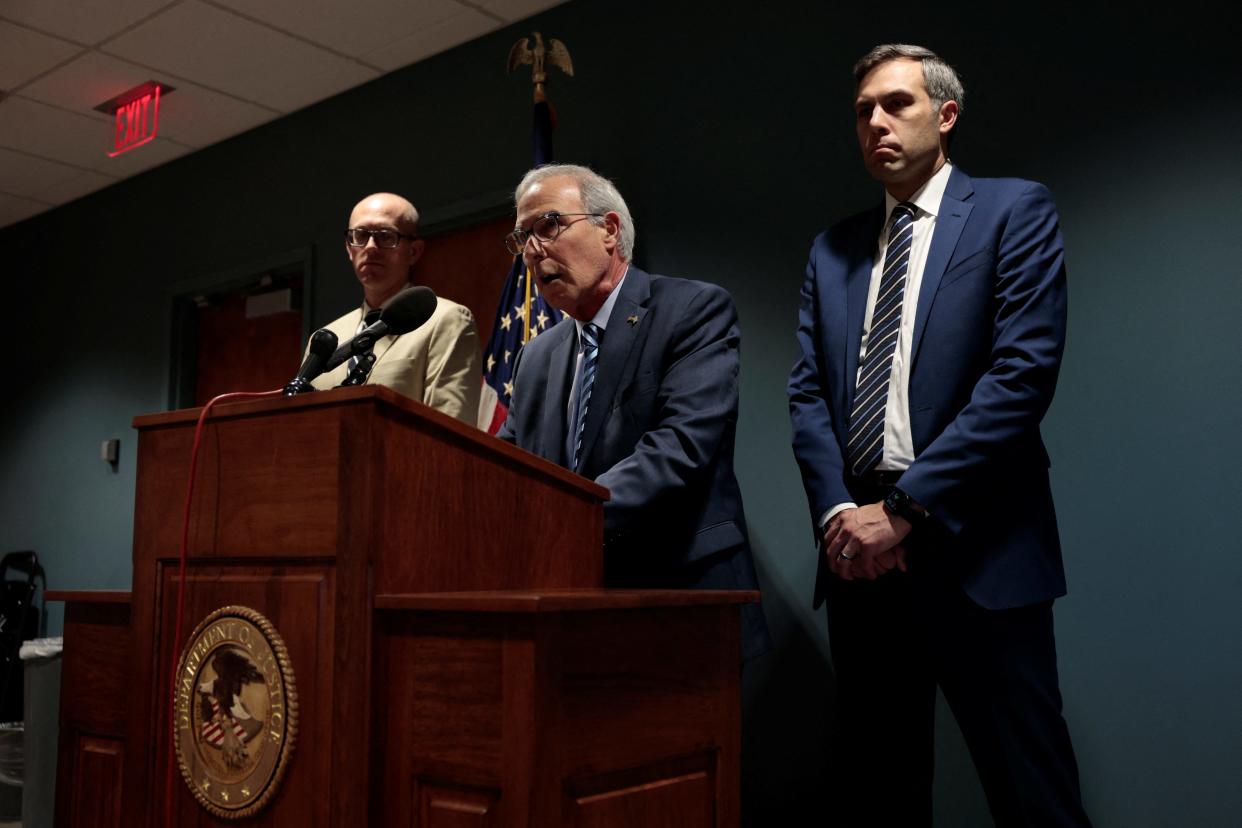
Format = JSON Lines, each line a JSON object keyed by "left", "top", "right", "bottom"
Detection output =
{"left": 817, "top": 502, "right": 858, "bottom": 533}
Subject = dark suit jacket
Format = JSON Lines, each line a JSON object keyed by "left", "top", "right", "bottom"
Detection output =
{"left": 499, "top": 266, "right": 769, "bottom": 658}
{"left": 789, "top": 168, "right": 1069, "bottom": 610}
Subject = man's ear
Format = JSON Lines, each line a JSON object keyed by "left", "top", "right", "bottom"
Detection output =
{"left": 938, "top": 99, "right": 959, "bottom": 136}
{"left": 602, "top": 211, "right": 622, "bottom": 252}
{"left": 406, "top": 238, "right": 426, "bottom": 267}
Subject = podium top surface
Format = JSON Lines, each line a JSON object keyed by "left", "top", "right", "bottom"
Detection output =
{"left": 45, "top": 590, "right": 132, "bottom": 604}
{"left": 375, "top": 589, "right": 761, "bottom": 613}
{"left": 131, "top": 384, "right": 608, "bottom": 501}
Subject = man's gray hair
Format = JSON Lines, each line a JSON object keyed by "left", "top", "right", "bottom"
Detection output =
{"left": 854, "top": 44, "right": 965, "bottom": 117}
{"left": 515, "top": 164, "right": 636, "bottom": 261}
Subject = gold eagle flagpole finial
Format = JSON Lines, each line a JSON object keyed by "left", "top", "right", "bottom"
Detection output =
{"left": 507, "top": 31, "right": 574, "bottom": 103}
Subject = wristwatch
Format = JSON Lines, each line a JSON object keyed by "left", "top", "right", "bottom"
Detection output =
{"left": 883, "top": 487, "right": 926, "bottom": 524}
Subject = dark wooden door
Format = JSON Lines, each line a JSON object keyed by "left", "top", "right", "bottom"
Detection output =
{"left": 193, "top": 279, "right": 303, "bottom": 405}
{"left": 416, "top": 214, "right": 515, "bottom": 335}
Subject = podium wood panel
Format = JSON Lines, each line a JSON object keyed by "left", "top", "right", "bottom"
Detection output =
{"left": 51, "top": 388, "right": 749, "bottom": 827}
{"left": 123, "top": 387, "right": 606, "bottom": 828}
{"left": 373, "top": 590, "right": 748, "bottom": 827}
{"left": 47, "top": 592, "right": 130, "bottom": 828}
{"left": 155, "top": 567, "right": 335, "bottom": 826}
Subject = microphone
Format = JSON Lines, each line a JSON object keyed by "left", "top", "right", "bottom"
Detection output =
{"left": 323, "top": 286, "right": 438, "bottom": 373}
{"left": 283, "top": 328, "right": 339, "bottom": 395}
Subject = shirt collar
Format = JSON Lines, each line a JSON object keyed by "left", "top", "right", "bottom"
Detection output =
{"left": 884, "top": 160, "right": 954, "bottom": 222}
{"left": 574, "top": 266, "right": 629, "bottom": 338}
{"left": 357, "top": 301, "right": 382, "bottom": 333}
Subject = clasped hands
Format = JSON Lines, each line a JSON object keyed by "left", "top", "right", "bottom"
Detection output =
{"left": 823, "top": 502, "right": 911, "bottom": 581}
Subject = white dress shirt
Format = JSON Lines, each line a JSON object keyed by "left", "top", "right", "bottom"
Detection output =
{"left": 565, "top": 268, "right": 629, "bottom": 450}
{"left": 822, "top": 162, "right": 953, "bottom": 525}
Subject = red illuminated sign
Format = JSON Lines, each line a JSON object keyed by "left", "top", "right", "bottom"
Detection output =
{"left": 94, "top": 81, "right": 174, "bottom": 158}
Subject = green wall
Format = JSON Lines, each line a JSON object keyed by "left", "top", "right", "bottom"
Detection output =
{"left": 2, "top": 2, "right": 1238, "bottom": 825}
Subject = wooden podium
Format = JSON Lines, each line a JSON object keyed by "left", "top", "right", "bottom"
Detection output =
{"left": 50, "top": 387, "right": 751, "bottom": 827}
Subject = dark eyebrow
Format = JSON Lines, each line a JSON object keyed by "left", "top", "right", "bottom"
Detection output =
{"left": 881, "top": 88, "right": 916, "bottom": 101}
{"left": 857, "top": 87, "right": 916, "bottom": 106}
{"left": 516, "top": 210, "right": 561, "bottom": 231}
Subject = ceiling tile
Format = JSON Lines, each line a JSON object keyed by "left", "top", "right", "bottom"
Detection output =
{"left": 21, "top": 51, "right": 278, "bottom": 148}
{"left": 0, "top": 20, "right": 84, "bottom": 91}
{"left": 0, "top": 95, "right": 189, "bottom": 176}
{"left": 153, "top": 84, "right": 278, "bottom": 148}
{"left": 211, "top": 0, "right": 463, "bottom": 60}
{"left": 92, "top": 134, "right": 191, "bottom": 177}
{"left": 36, "top": 167, "right": 116, "bottom": 204}
{"left": 368, "top": 9, "right": 498, "bottom": 72}
{"left": 0, "top": 145, "right": 114, "bottom": 200}
{"left": 102, "top": 1, "right": 380, "bottom": 111}
{"left": 19, "top": 50, "right": 149, "bottom": 122}
{"left": 1, "top": 0, "right": 577, "bottom": 228}
{"left": 475, "top": 0, "right": 568, "bottom": 22}
{"left": 0, "top": 191, "right": 48, "bottom": 228}
{"left": 0, "top": 0, "right": 175, "bottom": 46}
{"left": 0, "top": 95, "right": 113, "bottom": 168}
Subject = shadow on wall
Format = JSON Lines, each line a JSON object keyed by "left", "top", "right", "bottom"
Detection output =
{"left": 739, "top": 540, "right": 995, "bottom": 826}
{"left": 741, "top": 579, "right": 835, "bottom": 824}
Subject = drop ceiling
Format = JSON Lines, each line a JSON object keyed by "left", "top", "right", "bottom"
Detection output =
{"left": 0, "top": 0, "right": 566, "bottom": 229}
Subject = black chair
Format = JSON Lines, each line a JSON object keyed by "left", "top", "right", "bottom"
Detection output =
{"left": 0, "top": 551, "right": 44, "bottom": 723}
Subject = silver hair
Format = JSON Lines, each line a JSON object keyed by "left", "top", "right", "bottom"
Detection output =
{"left": 514, "top": 164, "right": 636, "bottom": 261}
{"left": 854, "top": 44, "right": 965, "bottom": 119}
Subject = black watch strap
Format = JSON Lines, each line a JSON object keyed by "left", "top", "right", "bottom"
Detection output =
{"left": 884, "top": 487, "right": 925, "bottom": 524}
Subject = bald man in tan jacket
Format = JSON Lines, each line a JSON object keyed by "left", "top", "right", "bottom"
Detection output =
{"left": 309, "top": 192, "right": 481, "bottom": 424}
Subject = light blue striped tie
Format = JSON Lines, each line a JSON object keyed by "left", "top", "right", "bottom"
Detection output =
{"left": 847, "top": 203, "right": 916, "bottom": 476}
{"left": 571, "top": 322, "right": 602, "bottom": 471}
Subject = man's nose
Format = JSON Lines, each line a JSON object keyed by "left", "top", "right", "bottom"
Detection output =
{"left": 869, "top": 108, "right": 889, "bottom": 133}
{"left": 523, "top": 233, "right": 546, "bottom": 258}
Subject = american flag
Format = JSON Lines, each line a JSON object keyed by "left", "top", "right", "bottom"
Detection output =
{"left": 479, "top": 98, "right": 563, "bottom": 433}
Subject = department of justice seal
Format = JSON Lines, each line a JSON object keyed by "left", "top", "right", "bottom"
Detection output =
{"left": 173, "top": 605, "right": 298, "bottom": 819}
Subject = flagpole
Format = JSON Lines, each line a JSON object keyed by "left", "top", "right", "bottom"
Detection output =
{"left": 523, "top": 266, "right": 534, "bottom": 344}
{"left": 478, "top": 31, "right": 574, "bottom": 432}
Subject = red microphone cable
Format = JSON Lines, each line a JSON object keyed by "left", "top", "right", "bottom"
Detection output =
{"left": 163, "top": 388, "right": 283, "bottom": 827}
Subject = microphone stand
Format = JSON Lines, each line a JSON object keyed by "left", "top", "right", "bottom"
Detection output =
{"left": 339, "top": 351, "right": 376, "bottom": 387}
{"left": 283, "top": 327, "right": 339, "bottom": 396}
{"left": 283, "top": 377, "right": 315, "bottom": 395}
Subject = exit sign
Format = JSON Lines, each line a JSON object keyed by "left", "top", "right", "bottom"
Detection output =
{"left": 94, "top": 81, "right": 174, "bottom": 158}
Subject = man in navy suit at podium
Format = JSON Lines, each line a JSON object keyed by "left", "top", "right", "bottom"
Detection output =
{"left": 497, "top": 164, "right": 769, "bottom": 661}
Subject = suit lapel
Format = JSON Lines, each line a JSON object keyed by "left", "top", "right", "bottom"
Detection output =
{"left": 844, "top": 205, "right": 885, "bottom": 412}
{"left": 911, "top": 168, "right": 974, "bottom": 367}
{"left": 576, "top": 268, "right": 650, "bottom": 473}
{"left": 537, "top": 321, "right": 576, "bottom": 467}
{"left": 368, "top": 330, "right": 400, "bottom": 372}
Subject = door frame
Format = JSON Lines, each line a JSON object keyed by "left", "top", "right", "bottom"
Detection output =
{"left": 166, "top": 246, "right": 314, "bottom": 410}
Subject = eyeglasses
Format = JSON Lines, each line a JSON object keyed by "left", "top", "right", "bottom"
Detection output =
{"left": 504, "top": 212, "right": 603, "bottom": 256}
{"left": 345, "top": 227, "right": 417, "bottom": 249}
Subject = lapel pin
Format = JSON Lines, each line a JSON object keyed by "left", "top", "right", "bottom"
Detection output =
{"left": 627, "top": 314, "right": 639, "bottom": 326}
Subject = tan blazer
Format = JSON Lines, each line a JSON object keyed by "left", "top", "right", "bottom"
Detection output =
{"left": 310, "top": 297, "right": 482, "bottom": 426}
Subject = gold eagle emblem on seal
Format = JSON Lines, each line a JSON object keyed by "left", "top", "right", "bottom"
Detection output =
{"left": 173, "top": 605, "right": 298, "bottom": 819}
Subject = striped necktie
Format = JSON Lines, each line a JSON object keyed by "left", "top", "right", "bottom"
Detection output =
{"left": 846, "top": 202, "right": 916, "bottom": 476}
{"left": 348, "top": 309, "right": 382, "bottom": 373}
{"left": 571, "top": 322, "right": 602, "bottom": 471}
